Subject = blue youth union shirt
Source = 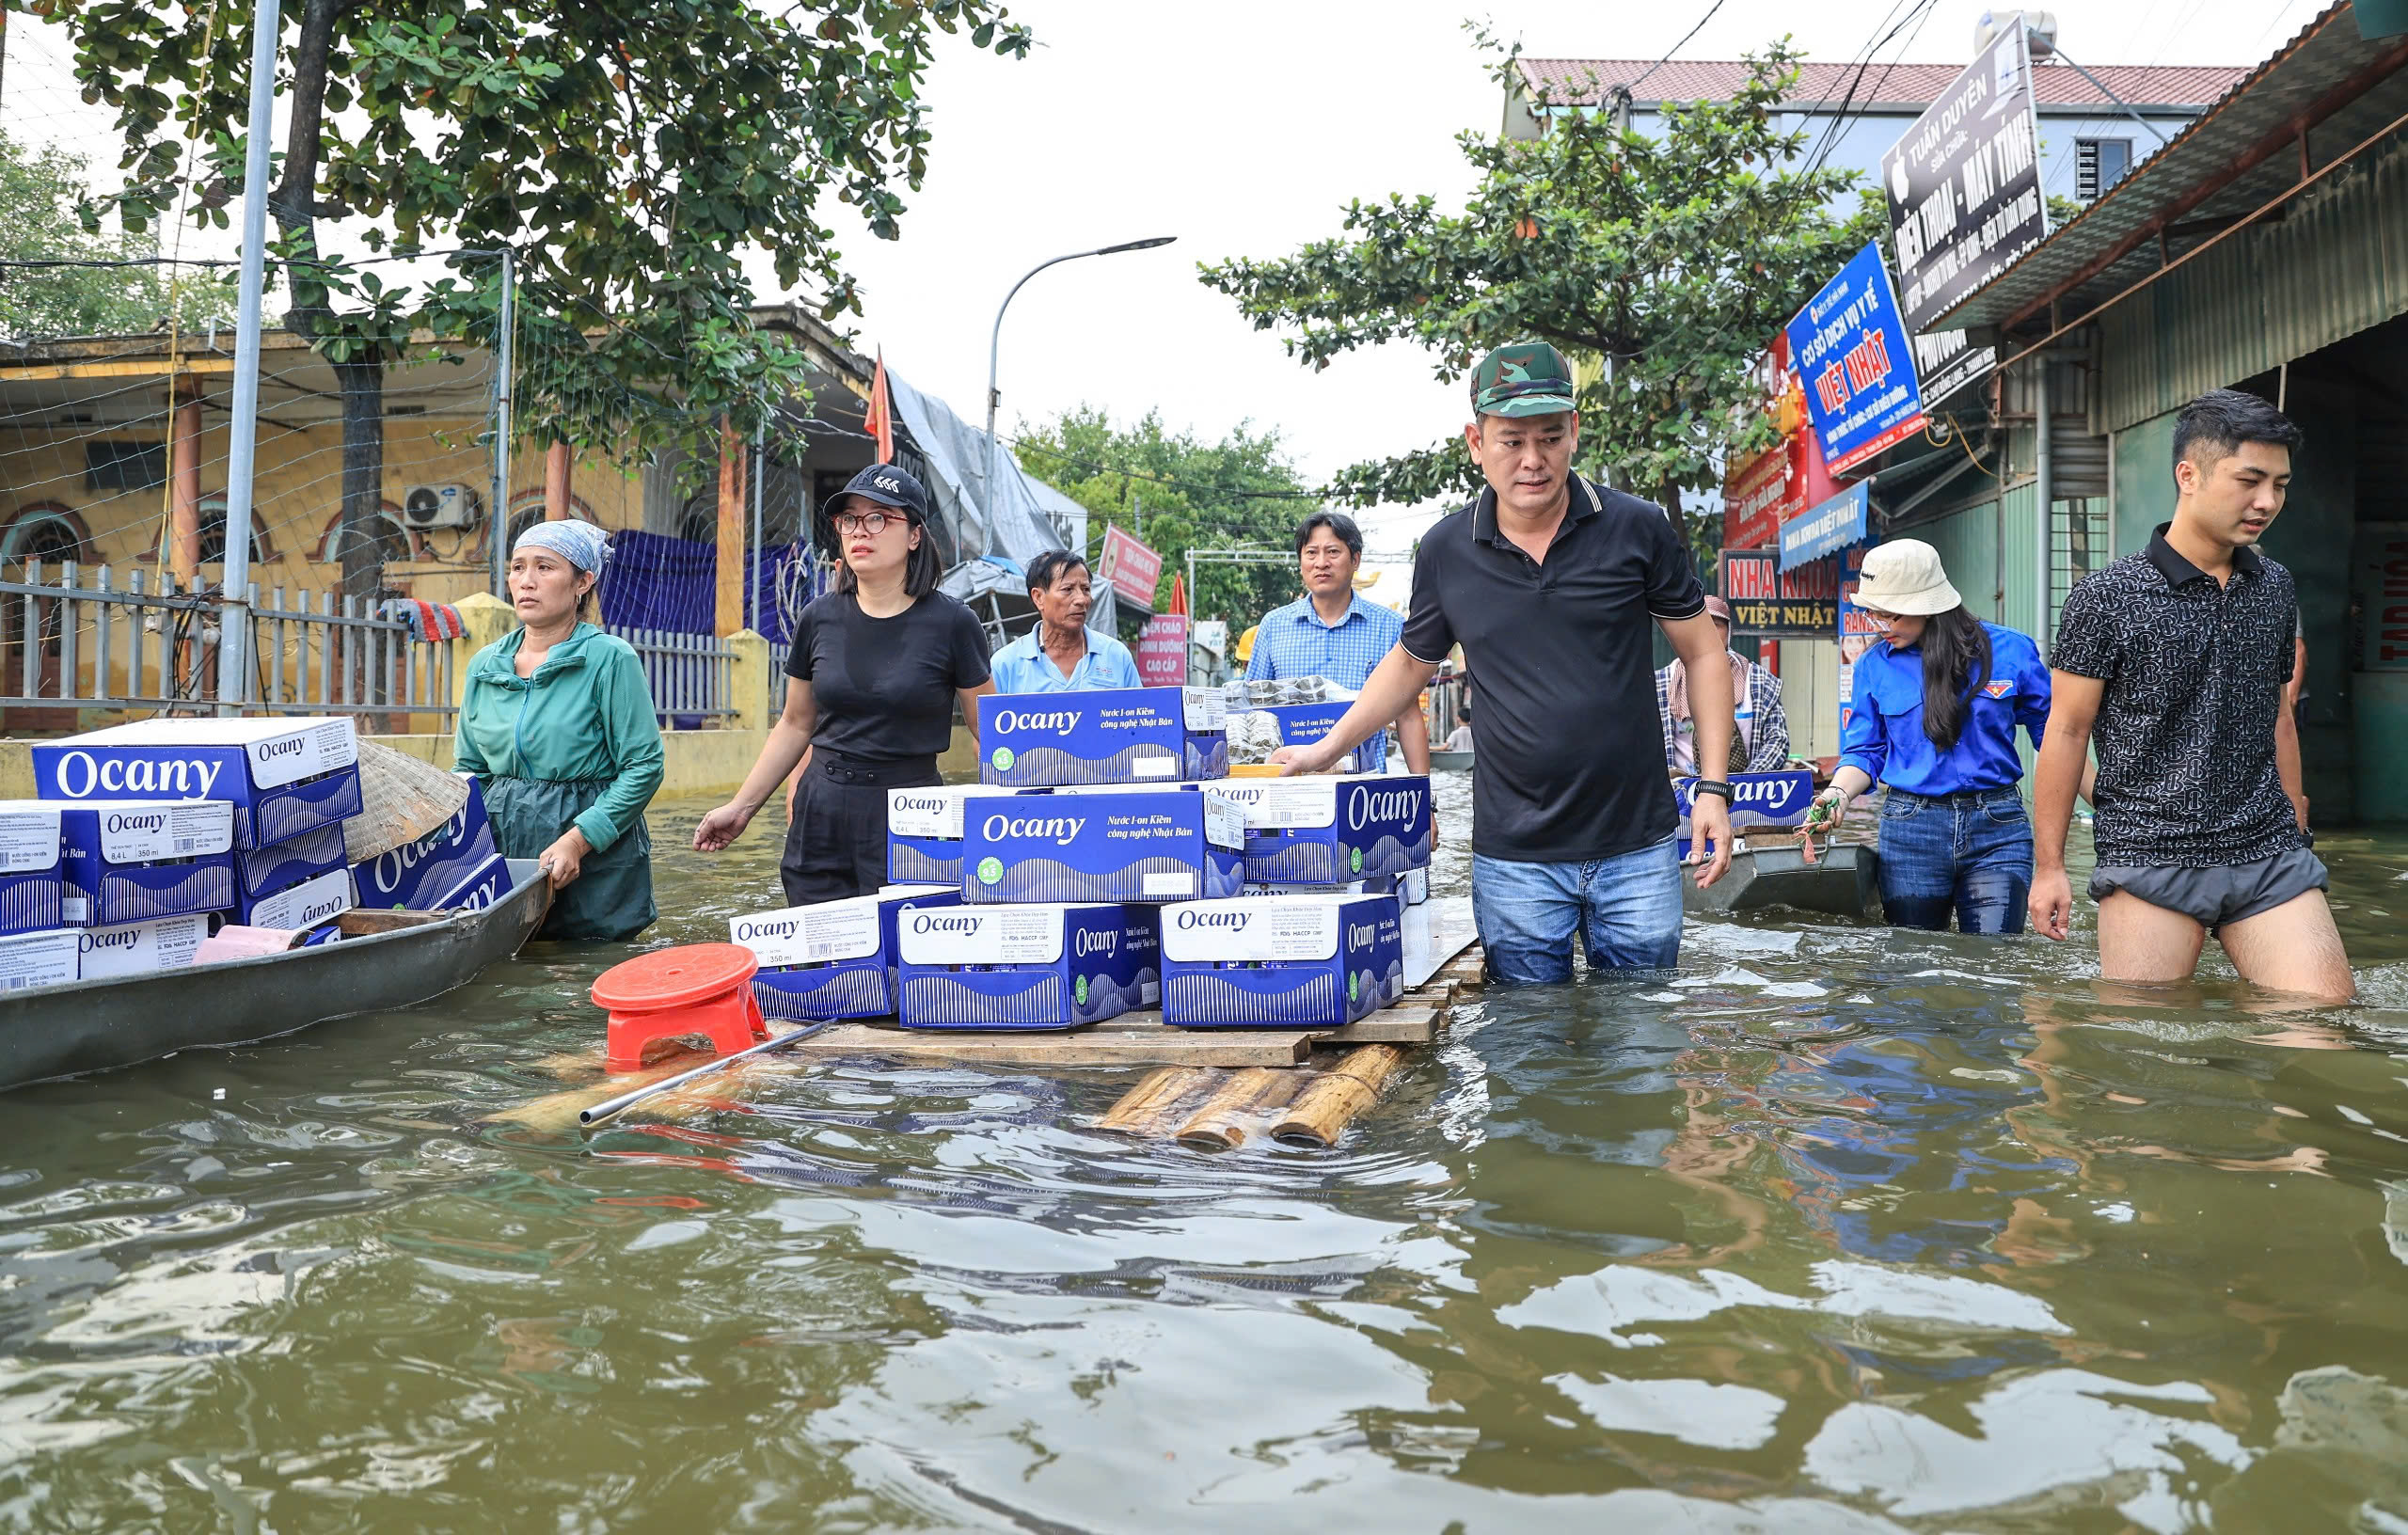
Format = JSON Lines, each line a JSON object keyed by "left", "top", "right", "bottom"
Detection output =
{"left": 1839, "top": 621, "right": 2052, "bottom": 797}
{"left": 990, "top": 626, "right": 1142, "bottom": 694}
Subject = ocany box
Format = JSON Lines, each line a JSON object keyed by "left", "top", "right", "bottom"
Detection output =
{"left": 1160, "top": 893, "right": 1404, "bottom": 1030}
{"left": 885, "top": 784, "right": 1039, "bottom": 886}
{"left": 236, "top": 866, "right": 355, "bottom": 930}
{"left": 1674, "top": 769, "right": 1816, "bottom": 858}
{"left": 433, "top": 853, "right": 514, "bottom": 912}
{"left": 352, "top": 777, "right": 499, "bottom": 910}
{"left": 43, "top": 799, "right": 236, "bottom": 928}
{"left": 1207, "top": 773, "right": 1433, "bottom": 884}
{"left": 32, "top": 717, "right": 361, "bottom": 848}
{"left": 75, "top": 911, "right": 211, "bottom": 981}
{"left": 978, "top": 687, "right": 1228, "bottom": 787}
{"left": 0, "top": 928, "right": 81, "bottom": 992}
{"left": 236, "top": 820, "right": 350, "bottom": 904}
{"left": 896, "top": 902, "right": 1160, "bottom": 1030}
{"left": 960, "top": 786, "right": 1244, "bottom": 904}
{"left": 0, "top": 801, "right": 64, "bottom": 935}
{"left": 731, "top": 883, "right": 960, "bottom": 1021}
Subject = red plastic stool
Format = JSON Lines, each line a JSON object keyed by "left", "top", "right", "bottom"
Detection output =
{"left": 591, "top": 944, "right": 767, "bottom": 1072}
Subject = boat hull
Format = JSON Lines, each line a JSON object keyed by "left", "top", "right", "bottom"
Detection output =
{"left": 1428, "top": 749, "right": 1475, "bottom": 771}
{"left": 0, "top": 859, "right": 552, "bottom": 1091}
{"left": 1685, "top": 843, "right": 1879, "bottom": 920}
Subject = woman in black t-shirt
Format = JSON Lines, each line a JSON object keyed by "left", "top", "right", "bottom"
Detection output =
{"left": 694, "top": 465, "right": 992, "bottom": 904}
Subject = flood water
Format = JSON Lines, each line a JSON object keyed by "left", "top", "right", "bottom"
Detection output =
{"left": 6, "top": 774, "right": 2408, "bottom": 1532}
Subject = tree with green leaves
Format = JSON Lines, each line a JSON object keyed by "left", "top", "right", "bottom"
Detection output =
{"left": 1200, "top": 36, "right": 1884, "bottom": 560}
{"left": 37, "top": 0, "right": 1029, "bottom": 594}
{"left": 0, "top": 129, "right": 237, "bottom": 341}
{"left": 1011, "top": 405, "right": 1320, "bottom": 626}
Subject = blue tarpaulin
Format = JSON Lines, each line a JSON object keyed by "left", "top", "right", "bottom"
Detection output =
{"left": 596, "top": 529, "right": 815, "bottom": 646}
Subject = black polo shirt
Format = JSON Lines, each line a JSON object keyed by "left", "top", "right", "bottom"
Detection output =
{"left": 2052, "top": 523, "right": 2300, "bottom": 868}
{"left": 1402, "top": 475, "right": 1706, "bottom": 861}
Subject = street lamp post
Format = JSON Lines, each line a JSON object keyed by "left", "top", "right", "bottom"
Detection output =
{"left": 983, "top": 236, "right": 1175, "bottom": 558}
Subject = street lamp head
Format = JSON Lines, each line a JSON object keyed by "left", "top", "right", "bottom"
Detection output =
{"left": 1097, "top": 236, "right": 1178, "bottom": 255}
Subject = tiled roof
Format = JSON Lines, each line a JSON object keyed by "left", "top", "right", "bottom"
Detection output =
{"left": 1515, "top": 57, "right": 2250, "bottom": 113}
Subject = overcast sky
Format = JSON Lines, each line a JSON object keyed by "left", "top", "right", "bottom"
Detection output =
{"left": 4, "top": 0, "right": 2326, "bottom": 558}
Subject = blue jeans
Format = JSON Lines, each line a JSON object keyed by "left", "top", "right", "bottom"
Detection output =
{"left": 1471, "top": 836, "right": 1684, "bottom": 985}
{"left": 1876, "top": 786, "right": 2033, "bottom": 934}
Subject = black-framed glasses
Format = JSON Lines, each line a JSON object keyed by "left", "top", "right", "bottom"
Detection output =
{"left": 833, "top": 511, "right": 900, "bottom": 536}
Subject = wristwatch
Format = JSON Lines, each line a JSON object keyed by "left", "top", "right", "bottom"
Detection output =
{"left": 1690, "top": 779, "right": 1735, "bottom": 800}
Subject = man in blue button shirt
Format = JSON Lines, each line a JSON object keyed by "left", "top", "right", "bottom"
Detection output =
{"left": 990, "top": 549, "right": 1142, "bottom": 694}
{"left": 1245, "top": 512, "right": 1430, "bottom": 774}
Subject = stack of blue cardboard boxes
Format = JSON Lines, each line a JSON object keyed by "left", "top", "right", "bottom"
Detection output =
{"left": 0, "top": 717, "right": 508, "bottom": 989}
{"left": 725, "top": 683, "right": 1433, "bottom": 1034}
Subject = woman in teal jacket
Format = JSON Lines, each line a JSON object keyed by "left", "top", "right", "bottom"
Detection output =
{"left": 454, "top": 521, "right": 665, "bottom": 941}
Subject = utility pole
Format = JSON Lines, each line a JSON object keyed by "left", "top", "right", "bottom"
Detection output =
{"left": 216, "top": 0, "right": 282, "bottom": 711}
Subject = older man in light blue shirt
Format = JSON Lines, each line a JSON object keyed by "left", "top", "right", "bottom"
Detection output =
{"left": 990, "top": 549, "right": 1142, "bottom": 693}
{"left": 1246, "top": 512, "right": 1430, "bottom": 773}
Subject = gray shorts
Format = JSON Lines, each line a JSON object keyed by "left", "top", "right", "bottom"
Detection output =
{"left": 2089, "top": 847, "right": 2329, "bottom": 930}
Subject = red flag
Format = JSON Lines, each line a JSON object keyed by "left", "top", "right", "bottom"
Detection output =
{"left": 863, "top": 350, "right": 895, "bottom": 465}
{"left": 1167, "top": 574, "right": 1187, "bottom": 616}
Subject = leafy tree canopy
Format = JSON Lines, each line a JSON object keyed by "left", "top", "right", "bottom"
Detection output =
{"left": 0, "top": 128, "right": 237, "bottom": 342}
{"left": 36, "top": 0, "right": 1028, "bottom": 589}
{"left": 1012, "top": 405, "right": 1322, "bottom": 625}
{"left": 1201, "top": 33, "right": 1886, "bottom": 555}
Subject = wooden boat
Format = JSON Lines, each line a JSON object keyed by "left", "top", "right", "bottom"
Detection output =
{"left": 1428, "top": 749, "right": 1475, "bottom": 771}
{"left": 1685, "top": 833, "right": 1879, "bottom": 919}
{"left": 0, "top": 858, "right": 553, "bottom": 1092}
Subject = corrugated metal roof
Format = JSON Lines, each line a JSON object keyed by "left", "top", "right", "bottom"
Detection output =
{"left": 1514, "top": 57, "right": 2246, "bottom": 113}
{"left": 1932, "top": 3, "right": 2408, "bottom": 330}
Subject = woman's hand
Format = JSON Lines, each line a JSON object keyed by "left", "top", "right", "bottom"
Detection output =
{"left": 692, "top": 800, "right": 755, "bottom": 852}
{"left": 539, "top": 827, "right": 593, "bottom": 890}
{"left": 1801, "top": 786, "right": 1851, "bottom": 834}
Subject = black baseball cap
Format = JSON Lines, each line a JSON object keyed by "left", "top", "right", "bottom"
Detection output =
{"left": 836, "top": 463, "right": 930, "bottom": 523}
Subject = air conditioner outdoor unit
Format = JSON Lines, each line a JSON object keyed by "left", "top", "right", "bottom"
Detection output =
{"left": 402, "top": 483, "right": 483, "bottom": 530}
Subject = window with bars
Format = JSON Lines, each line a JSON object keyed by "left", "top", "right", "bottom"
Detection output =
{"left": 2077, "top": 138, "right": 2132, "bottom": 202}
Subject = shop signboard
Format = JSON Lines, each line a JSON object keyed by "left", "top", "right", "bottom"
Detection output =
{"left": 1722, "top": 445, "right": 1790, "bottom": 553}
{"left": 1785, "top": 244, "right": 1927, "bottom": 477}
{"left": 1882, "top": 22, "right": 2049, "bottom": 336}
{"left": 1780, "top": 483, "right": 1870, "bottom": 572}
{"left": 1721, "top": 547, "right": 1839, "bottom": 638}
{"left": 1838, "top": 542, "right": 1879, "bottom": 734}
{"left": 1137, "top": 613, "right": 1189, "bottom": 687}
{"left": 2353, "top": 523, "right": 2408, "bottom": 671}
{"left": 1096, "top": 524, "right": 1164, "bottom": 609}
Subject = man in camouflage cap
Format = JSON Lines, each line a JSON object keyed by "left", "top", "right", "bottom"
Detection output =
{"left": 1276, "top": 340, "right": 1735, "bottom": 986}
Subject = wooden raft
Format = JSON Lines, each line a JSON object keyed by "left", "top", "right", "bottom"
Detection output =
{"left": 490, "top": 948, "right": 1483, "bottom": 1152}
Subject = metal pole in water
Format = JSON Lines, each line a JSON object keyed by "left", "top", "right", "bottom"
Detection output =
{"left": 579, "top": 1021, "right": 836, "bottom": 1126}
{"left": 215, "top": 0, "right": 281, "bottom": 711}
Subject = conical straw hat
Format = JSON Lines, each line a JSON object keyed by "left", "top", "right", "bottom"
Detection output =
{"left": 343, "top": 739, "right": 472, "bottom": 863}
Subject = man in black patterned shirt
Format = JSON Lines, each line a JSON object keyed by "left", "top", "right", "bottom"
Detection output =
{"left": 2030, "top": 390, "right": 2352, "bottom": 1000}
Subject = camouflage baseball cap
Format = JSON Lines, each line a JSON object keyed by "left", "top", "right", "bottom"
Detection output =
{"left": 1469, "top": 340, "right": 1577, "bottom": 419}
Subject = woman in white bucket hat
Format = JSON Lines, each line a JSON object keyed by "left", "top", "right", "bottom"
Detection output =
{"left": 1803, "top": 539, "right": 2052, "bottom": 932}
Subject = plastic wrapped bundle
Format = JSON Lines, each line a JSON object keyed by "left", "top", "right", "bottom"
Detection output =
{"left": 1226, "top": 710, "right": 1288, "bottom": 765}
{"left": 1224, "top": 674, "right": 1351, "bottom": 709}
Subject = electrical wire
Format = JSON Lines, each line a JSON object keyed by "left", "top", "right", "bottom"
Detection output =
{"left": 1616, "top": 0, "right": 1730, "bottom": 96}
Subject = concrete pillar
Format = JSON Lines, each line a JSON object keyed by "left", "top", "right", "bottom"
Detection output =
{"left": 447, "top": 592, "right": 517, "bottom": 713}
{"left": 716, "top": 417, "right": 745, "bottom": 638}
{"left": 169, "top": 377, "right": 202, "bottom": 582}
{"left": 544, "top": 441, "right": 571, "bottom": 521}
{"left": 728, "top": 628, "right": 771, "bottom": 733}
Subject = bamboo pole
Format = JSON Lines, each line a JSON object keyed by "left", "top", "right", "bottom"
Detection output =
{"left": 1095, "top": 1066, "right": 1221, "bottom": 1137}
{"left": 1272, "top": 1045, "right": 1410, "bottom": 1148}
{"left": 1173, "top": 1067, "right": 1309, "bottom": 1151}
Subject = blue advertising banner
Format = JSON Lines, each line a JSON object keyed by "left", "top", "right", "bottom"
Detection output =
{"left": 1785, "top": 243, "right": 1927, "bottom": 476}
{"left": 1779, "top": 483, "right": 1869, "bottom": 572}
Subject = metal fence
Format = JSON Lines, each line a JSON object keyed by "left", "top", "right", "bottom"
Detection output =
{"left": 0, "top": 560, "right": 454, "bottom": 722}
{"left": 612, "top": 626, "right": 736, "bottom": 722}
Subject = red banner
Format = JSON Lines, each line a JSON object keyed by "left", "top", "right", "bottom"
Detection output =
{"left": 1721, "top": 332, "right": 1841, "bottom": 550}
{"left": 1097, "top": 525, "right": 1163, "bottom": 609}
{"left": 1136, "top": 614, "right": 1188, "bottom": 687}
